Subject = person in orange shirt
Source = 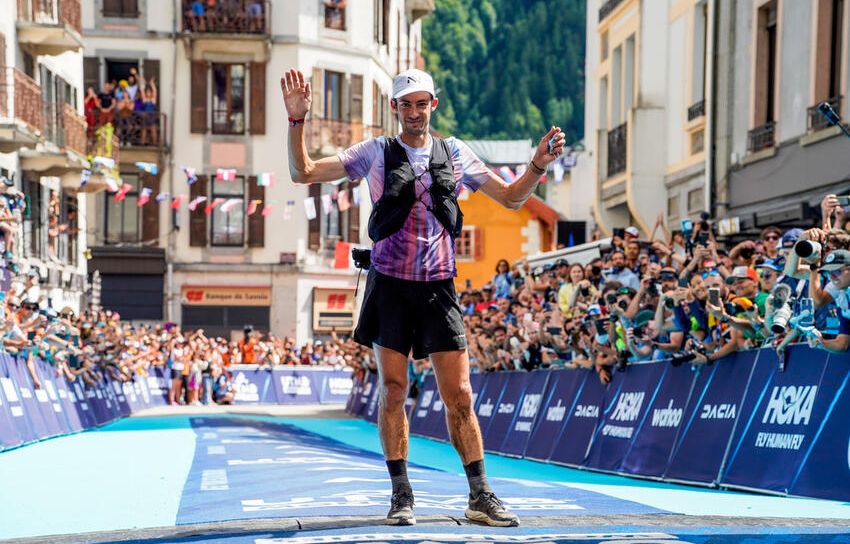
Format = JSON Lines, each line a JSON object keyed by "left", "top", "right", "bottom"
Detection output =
{"left": 238, "top": 326, "right": 256, "bottom": 364}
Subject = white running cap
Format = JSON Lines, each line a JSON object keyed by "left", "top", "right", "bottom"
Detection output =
{"left": 392, "top": 69, "right": 436, "bottom": 100}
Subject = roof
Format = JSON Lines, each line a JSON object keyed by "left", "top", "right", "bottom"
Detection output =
{"left": 463, "top": 139, "right": 534, "bottom": 166}
{"left": 522, "top": 194, "right": 561, "bottom": 227}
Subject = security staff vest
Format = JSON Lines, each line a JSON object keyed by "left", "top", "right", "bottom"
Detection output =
{"left": 367, "top": 136, "right": 463, "bottom": 243}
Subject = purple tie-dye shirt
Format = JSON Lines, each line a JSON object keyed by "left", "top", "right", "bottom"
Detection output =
{"left": 338, "top": 136, "right": 490, "bottom": 282}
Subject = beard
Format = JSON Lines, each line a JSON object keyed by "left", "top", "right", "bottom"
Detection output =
{"left": 401, "top": 117, "right": 428, "bottom": 137}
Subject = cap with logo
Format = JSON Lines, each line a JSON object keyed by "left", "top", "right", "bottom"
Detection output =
{"left": 624, "top": 226, "right": 640, "bottom": 238}
{"left": 725, "top": 266, "right": 758, "bottom": 284}
{"left": 392, "top": 69, "right": 436, "bottom": 100}
{"left": 781, "top": 228, "right": 804, "bottom": 249}
{"left": 820, "top": 249, "right": 850, "bottom": 271}
{"left": 756, "top": 259, "right": 784, "bottom": 272}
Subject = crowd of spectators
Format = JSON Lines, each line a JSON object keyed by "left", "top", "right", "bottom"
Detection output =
{"left": 457, "top": 195, "right": 850, "bottom": 384}
{"left": 84, "top": 67, "right": 159, "bottom": 146}
{"left": 185, "top": 0, "right": 266, "bottom": 33}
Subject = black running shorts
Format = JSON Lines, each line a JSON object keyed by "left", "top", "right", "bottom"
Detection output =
{"left": 353, "top": 270, "right": 468, "bottom": 360}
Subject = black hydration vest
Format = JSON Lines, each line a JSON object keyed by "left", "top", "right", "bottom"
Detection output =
{"left": 367, "top": 136, "right": 463, "bottom": 243}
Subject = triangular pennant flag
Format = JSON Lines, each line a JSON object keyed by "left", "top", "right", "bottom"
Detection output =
{"left": 284, "top": 200, "right": 295, "bottom": 221}
{"left": 204, "top": 197, "right": 225, "bottom": 215}
{"left": 93, "top": 156, "right": 115, "bottom": 169}
{"left": 352, "top": 185, "right": 361, "bottom": 206}
{"left": 219, "top": 198, "right": 243, "bottom": 213}
{"left": 171, "top": 195, "right": 186, "bottom": 209}
{"left": 135, "top": 161, "right": 158, "bottom": 175}
{"left": 79, "top": 169, "right": 91, "bottom": 188}
{"left": 187, "top": 196, "right": 207, "bottom": 211}
{"left": 498, "top": 166, "right": 517, "bottom": 184}
{"left": 257, "top": 172, "right": 275, "bottom": 187}
{"left": 215, "top": 168, "right": 236, "bottom": 182}
{"left": 137, "top": 187, "right": 153, "bottom": 207}
{"left": 337, "top": 189, "right": 350, "bottom": 212}
{"left": 304, "top": 197, "right": 317, "bottom": 221}
{"left": 104, "top": 176, "right": 119, "bottom": 193}
{"left": 114, "top": 183, "right": 133, "bottom": 202}
{"left": 182, "top": 166, "right": 198, "bottom": 185}
{"left": 262, "top": 205, "right": 274, "bottom": 217}
{"left": 321, "top": 193, "right": 332, "bottom": 215}
{"left": 334, "top": 241, "right": 351, "bottom": 269}
{"left": 155, "top": 191, "right": 170, "bottom": 203}
{"left": 247, "top": 199, "right": 261, "bottom": 216}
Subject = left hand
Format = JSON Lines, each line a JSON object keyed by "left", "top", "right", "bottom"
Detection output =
{"left": 533, "top": 126, "right": 566, "bottom": 166}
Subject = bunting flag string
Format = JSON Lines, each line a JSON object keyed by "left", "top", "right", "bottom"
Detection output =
{"left": 137, "top": 187, "right": 153, "bottom": 207}
{"left": 337, "top": 189, "right": 350, "bottom": 212}
{"left": 171, "top": 195, "right": 186, "bottom": 209}
{"left": 79, "top": 169, "right": 91, "bottom": 188}
{"left": 304, "top": 197, "right": 317, "bottom": 221}
{"left": 283, "top": 200, "right": 294, "bottom": 221}
{"left": 257, "top": 172, "right": 275, "bottom": 187}
{"left": 155, "top": 192, "right": 170, "bottom": 203}
{"left": 247, "top": 199, "right": 261, "bottom": 216}
{"left": 182, "top": 166, "right": 198, "bottom": 185}
{"left": 135, "top": 162, "right": 158, "bottom": 175}
{"left": 215, "top": 168, "right": 237, "bottom": 182}
{"left": 262, "top": 205, "right": 274, "bottom": 218}
{"left": 498, "top": 166, "right": 517, "bottom": 184}
{"left": 321, "top": 194, "right": 332, "bottom": 215}
{"left": 93, "top": 156, "right": 115, "bottom": 170}
{"left": 114, "top": 183, "right": 133, "bottom": 202}
{"left": 219, "top": 198, "right": 242, "bottom": 213}
{"left": 104, "top": 176, "right": 119, "bottom": 193}
{"left": 352, "top": 185, "right": 361, "bottom": 206}
{"left": 187, "top": 196, "right": 207, "bottom": 211}
{"left": 204, "top": 197, "right": 225, "bottom": 215}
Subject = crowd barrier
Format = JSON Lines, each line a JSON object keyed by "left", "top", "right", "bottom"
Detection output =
{"left": 0, "top": 355, "right": 353, "bottom": 452}
{"left": 345, "top": 345, "right": 850, "bottom": 502}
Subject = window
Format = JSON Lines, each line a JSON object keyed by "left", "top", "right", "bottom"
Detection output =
{"left": 687, "top": 188, "right": 703, "bottom": 215}
{"left": 212, "top": 63, "right": 245, "bottom": 134}
{"left": 102, "top": 0, "right": 138, "bottom": 18}
{"left": 324, "top": 0, "right": 346, "bottom": 30}
{"left": 667, "top": 195, "right": 680, "bottom": 220}
{"left": 324, "top": 70, "right": 343, "bottom": 120}
{"left": 601, "top": 31, "right": 608, "bottom": 61}
{"left": 455, "top": 228, "right": 474, "bottom": 260}
{"left": 211, "top": 177, "right": 245, "bottom": 246}
{"left": 105, "top": 174, "right": 140, "bottom": 244}
{"left": 811, "top": 0, "right": 845, "bottom": 130}
{"left": 611, "top": 45, "right": 622, "bottom": 127}
{"left": 24, "top": 179, "right": 42, "bottom": 259}
{"left": 322, "top": 183, "right": 342, "bottom": 239}
{"left": 754, "top": 1, "right": 779, "bottom": 126}
{"left": 374, "top": 0, "right": 389, "bottom": 44}
{"left": 60, "top": 193, "right": 78, "bottom": 266}
{"left": 691, "top": 2, "right": 708, "bottom": 106}
{"left": 623, "top": 35, "right": 635, "bottom": 115}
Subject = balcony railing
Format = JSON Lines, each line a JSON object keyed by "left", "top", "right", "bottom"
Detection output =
{"left": 747, "top": 121, "right": 775, "bottom": 153}
{"left": 306, "top": 118, "right": 383, "bottom": 155}
{"left": 45, "top": 102, "right": 86, "bottom": 156}
{"left": 687, "top": 99, "right": 705, "bottom": 122}
{"left": 89, "top": 111, "right": 166, "bottom": 149}
{"left": 607, "top": 122, "right": 628, "bottom": 177}
{"left": 0, "top": 67, "right": 43, "bottom": 132}
{"left": 16, "top": 0, "right": 81, "bottom": 33}
{"left": 808, "top": 96, "right": 842, "bottom": 132}
{"left": 598, "top": 0, "right": 626, "bottom": 22}
{"left": 182, "top": 0, "right": 269, "bottom": 34}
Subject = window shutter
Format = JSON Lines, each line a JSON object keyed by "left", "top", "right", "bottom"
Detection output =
{"left": 190, "top": 61, "right": 208, "bottom": 134}
{"left": 122, "top": 0, "right": 139, "bottom": 16}
{"left": 84, "top": 56, "right": 99, "bottom": 95}
{"left": 141, "top": 171, "right": 160, "bottom": 245}
{"left": 249, "top": 62, "right": 266, "bottom": 135}
{"left": 350, "top": 74, "right": 363, "bottom": 140}
{"left": 189, "top": 175, "right": 207, "bottom": 247}
{"left": 247, "top": 175, "right": 264, "bottom": 247}
{"left": 308, "top": 182, "right": 321, "bottom": 250}
{"left": 473, "top": 227, "right": 484, "bottom": 260}
{"left": 142, "top": 58, "right": 160, "bottom": 89}
{"left": 102, "top": 0, "right": 121, "bottom": 15}
{"left": 347, "top": 181, "right": 360, "bottom": 243}
{"left": 311, "top": 67, "right": 324, "bottom": 119}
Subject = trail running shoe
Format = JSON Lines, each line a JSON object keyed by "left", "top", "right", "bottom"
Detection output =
{"left": 465, "top": 491, "right": 520, "bottom": 527}
{"left": 386, "top": 489, "right": 415, "bottom": 526}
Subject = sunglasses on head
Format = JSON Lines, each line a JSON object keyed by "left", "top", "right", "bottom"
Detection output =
{"left": 617, "top": 287, "right": 631, "bottom": 295}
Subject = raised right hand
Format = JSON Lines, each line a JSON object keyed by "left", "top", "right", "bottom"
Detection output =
{"left": 280, "top": 69, "right": 312, "bottom": 119}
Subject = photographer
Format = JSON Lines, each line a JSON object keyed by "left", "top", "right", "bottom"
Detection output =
{"left": 808, "top": 250, "right": 850, "bottom": 353}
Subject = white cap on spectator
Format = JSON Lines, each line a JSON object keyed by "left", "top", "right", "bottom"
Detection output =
{"left": 625, "top": 226, "right": 640, "bottom": 238}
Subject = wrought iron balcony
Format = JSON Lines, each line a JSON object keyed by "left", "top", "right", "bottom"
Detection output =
{"left": 16, "top": 0, "right": 82, "bottom": 55}
{"left": 687, "top": 99, "right": 705, "bottom": 122}
{"left": 182, "top": 0, "right": 270, "bottom": 35}
{"left": 747, "top": 121, "right": 775, "bottom": 153}
{"left": 607, "top": 122, "right": 628, "bottom": 178}
{"left": 598, "top": 0, "right": 626, "bottom": 22}
{"left": 89, "top": 111, "right": 166, "bottom": 149}
{"left": 305, "top": 118, "right": 383, "bottom": 156}
{"left": 807, "top": 96, "right": 842, "bottom": 132}
{"left": 0, "top": 67, "right": 44, "bottom": 133}
{"left": 44, "top": 102, "right": 86, "bottom": 156}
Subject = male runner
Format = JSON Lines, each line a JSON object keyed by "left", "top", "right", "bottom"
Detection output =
{"left": 281, "top": 67, "right": 565, "bottom": 527}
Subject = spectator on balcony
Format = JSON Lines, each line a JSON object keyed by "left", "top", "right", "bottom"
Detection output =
{"left": 97, "top": 81, "right": 116, "bottom": 125}
{"left": 84, "top": 87, "right": 98, "bottom": 135}
{"left": 247, "top": 0, "right": 263, "bottom": 32}
{"left": 139, "top": 77, "right": 158, "bottom": 146}
{"left": 116, "top": 85, "right": 135, "bottom": 145}
{"left": 126, "top": 69, "right": 140, "bottom": 101}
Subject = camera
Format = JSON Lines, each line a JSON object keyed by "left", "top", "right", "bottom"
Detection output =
{"left": 794, "top": 240, "right": 822, "bottom": 264}
{"left": 616, "top": 350, "right": 629, "bottom": 372}
{"left": 739, "top": 247, "right": 755, "bottom": 260}
{"left": 664, "top": 296, "right": 676, "bottom": 309}
{"left": 605, "top": 293, "right": 617, "bottom": 305}
{"left": 695, "top": 231, "right": 710, "bottom": 247}
{"left": 580, "top": 285, "right": 590, "bottom": 297}
{"left": 646, "top": 282, "right": 659, "bottom": 297}
{"left": 352, "top": 248, "right": 371, "bottom": 270}
{"left": 767, "top": 284, "right": 793, "bottom": 334}
{"left": 617, "top": 299, "right": 629, "bottom": 310}
{"left": 591, "top": 265, "right": 602, "bottom": 277}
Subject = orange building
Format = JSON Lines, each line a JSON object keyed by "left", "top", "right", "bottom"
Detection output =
{"left": 454, "top": 140, "right": 561, "bottom": 290}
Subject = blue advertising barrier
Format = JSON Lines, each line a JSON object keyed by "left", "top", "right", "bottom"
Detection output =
{"left": 349, "top": 345, "right": 850, "bottom": 502}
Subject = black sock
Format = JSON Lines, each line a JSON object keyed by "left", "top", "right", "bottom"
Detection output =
{"left": 463, "top": 459, "right": 493, "bottom": 497}
{"left": 386, "top": 459, "right": 412, "bottom": 494}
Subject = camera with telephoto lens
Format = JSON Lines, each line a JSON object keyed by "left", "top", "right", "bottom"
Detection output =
{"left": 616, "top": 350, "right": 629, "bottom": 372}
{"left": 794, "top": 240, "right": 822, "bottom": 264}
{"left": 767, "top": 284, "right": 794, "bottom": 334}
{"left": 352, "top": 248, "right": 371, "bottom": 270}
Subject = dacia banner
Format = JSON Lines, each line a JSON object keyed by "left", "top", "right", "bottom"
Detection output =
{"left": 585, "top": 362, "right": 666, "bottom": 472}
{"left": 722, "top": 347, "right": 837, "bottom": 494}
{"left": 549, "top": 368, "right": 610, "bottom": 467}
{"left": 484, "top": 371, "right": 533, "bottom": 452}
{"left": 621, "top": 362, "right": 695, "bottom": 477}
{"left": 663, "top": 350, "right": 761, "bottom": 484}
{"left": 499, "top": 370, "right": 551, "bottom": 457}
{"left": 524, "top": 369, "right": 589, "bottom": 461}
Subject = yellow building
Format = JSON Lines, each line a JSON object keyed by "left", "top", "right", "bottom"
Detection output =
{"left": 454, "top": 140, "right": 560, "bottom": 289}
